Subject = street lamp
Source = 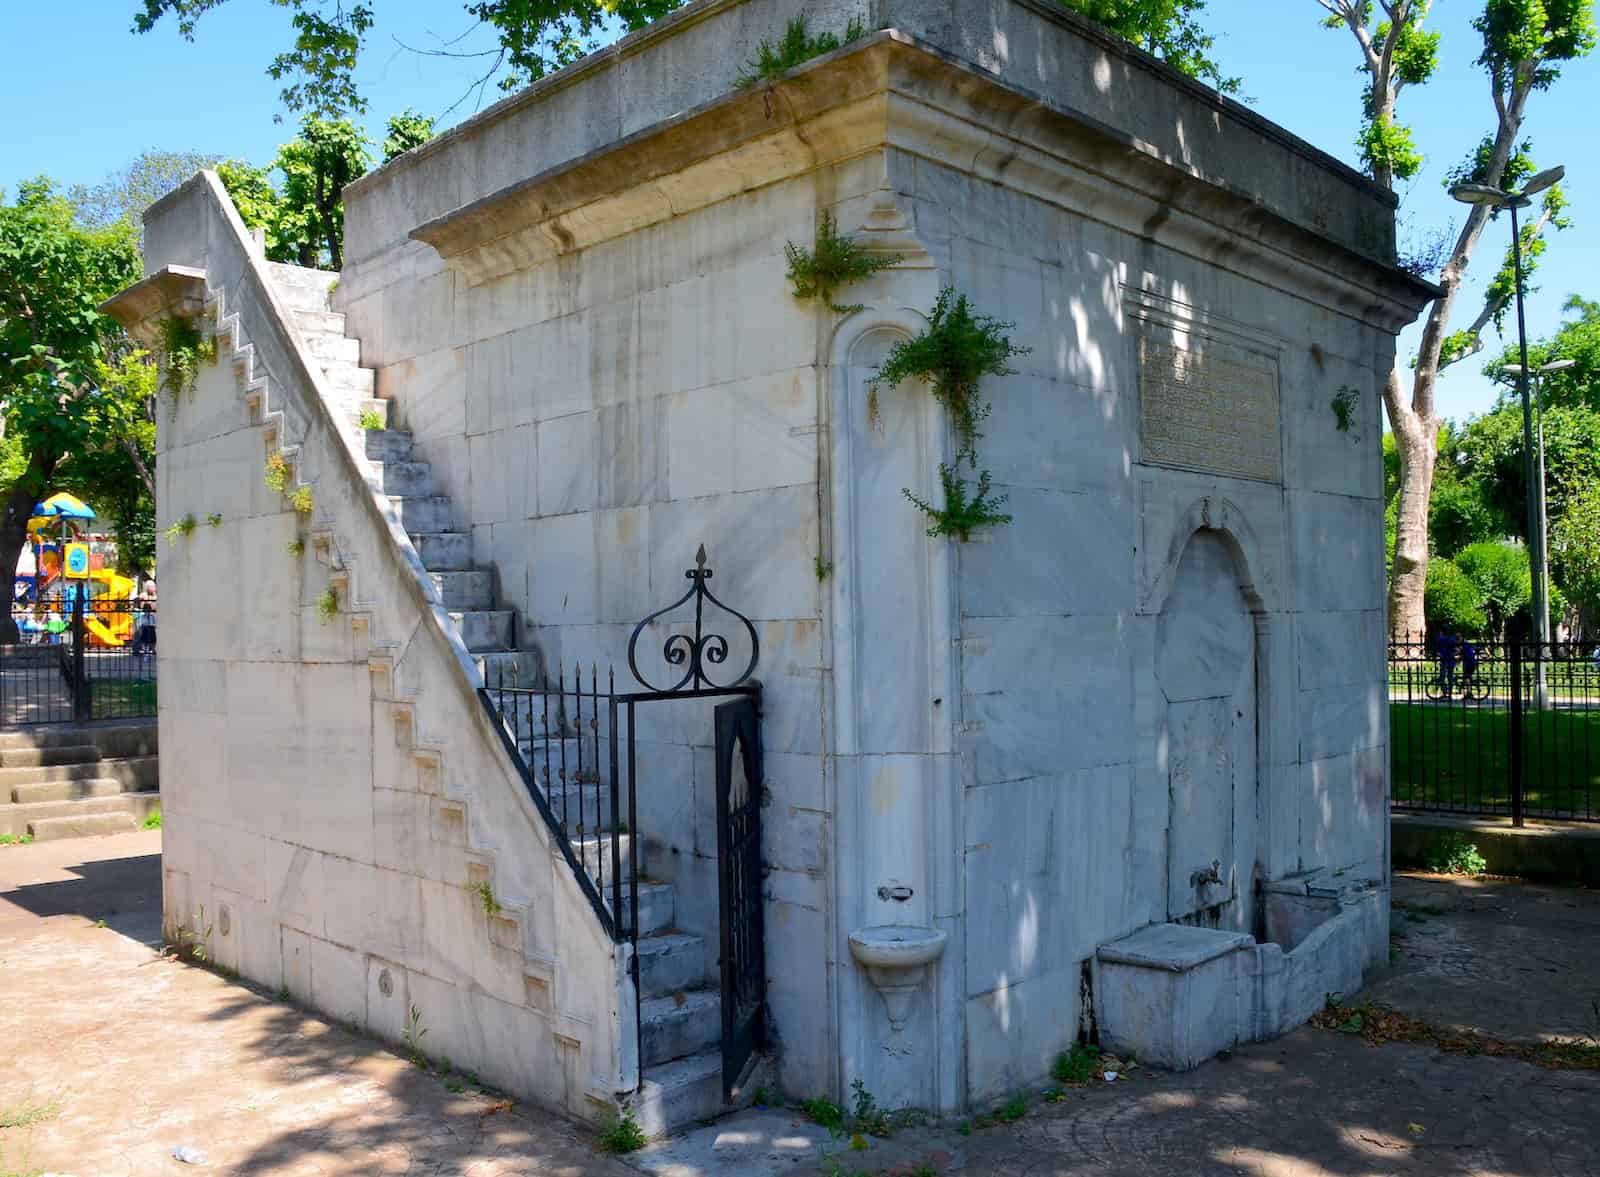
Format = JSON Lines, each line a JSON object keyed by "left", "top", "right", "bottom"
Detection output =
{"left": 1450, "top": 166, "right": 1566, "bottom": 696}
{"left": 1502, "top": 357, "right": 1578, "bottom": 666}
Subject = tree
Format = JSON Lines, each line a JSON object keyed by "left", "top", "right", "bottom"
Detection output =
{"left": 1484, "top": 294, "right": 1600, "bottom": 411}
{"left": 1424, "top": 557, "right": 1488, "bottom": 634}
{"left": 1456, "top": 539, "right": 1534, "bottom": 631}
{"left": 1551, "top": 481, "right": 1600, "bottom": 625}
{"left": 382, "top": 109, "right": 435, "bottom": 163}
{"left": 132, "top": 0, "right": 682, "bottom": 116}
{"left": 69, "top": 149, "right": 222, "bottom": 238}
{"left": 1060, "top": 0, "right": 1240, "bottom": 92}
{"left": 217, "top": 116, "right": 372, "bottom": 269}
{"left": 0, "top": 181, "right": 142, "bottom": 638}
{"left": 1319, "top": 0, "right": 1596, "bottom": 638}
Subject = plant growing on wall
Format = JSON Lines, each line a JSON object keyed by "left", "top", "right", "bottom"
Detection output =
{"left": 316, "top": 586, "right": 338, "bottom": 621}
{"left": 737, "top": 13, "right": 867, "bottom": 87}
{"left": 358, "top": 406, "right": 384, "bottom": 431}
{"left": 291, "top": 486, "right": 314, "bottom": 515}
{"left": 264, "top": 452, "right": 290, "bottom": 493}
{"left": 157, "top": 316, "right": 217, "bottom": 400}
{"left": 871, "top": 286, "right": 1027, "bottom": 541}
{"left": 785, "top": 212, "right": 901, "bottom": 315}
{"left": 287, "top": 537, "right": 306, "bottom": 557}
{"left": 1331, "top": 385, "right": 1360, "bottom": 435}
{"left": 207, "top": 512, "right": 223, "bottom": 527}
{"left": 164, "top": 513, "right": 197, "bottom": 546}
{"left": 903, "top": 464, "right": 1012, "bottom": 542}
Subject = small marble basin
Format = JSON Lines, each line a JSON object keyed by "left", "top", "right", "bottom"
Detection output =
{"left": 849, "top": 925, "right": 948, "bottom": 969}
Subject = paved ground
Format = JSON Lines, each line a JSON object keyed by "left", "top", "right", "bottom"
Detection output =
{"left": 2, "top": 838, "right": 1597, "bottom": 1176}
{"left": 0, "top": 832, "right": 634, "bottom": 1176}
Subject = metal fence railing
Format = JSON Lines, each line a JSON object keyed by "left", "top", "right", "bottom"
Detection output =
{"left": 1, "top": 590, "right": 157, "bottom": 727}
{"left": 1390, "top": 627, "right": 1600, "bottom": 823}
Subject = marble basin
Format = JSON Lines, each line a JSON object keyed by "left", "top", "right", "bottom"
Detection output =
{"left": 849, "top": 925, "right": 947, "bottom": 1032}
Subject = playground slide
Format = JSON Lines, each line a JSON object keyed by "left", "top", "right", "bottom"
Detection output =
{"left": 83, "top": 570, "right": 136, "bottom": 647}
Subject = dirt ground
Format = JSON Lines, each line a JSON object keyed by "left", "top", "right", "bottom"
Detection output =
{"left": 3, "top": 835, "right": 1598, "bottom": 1176}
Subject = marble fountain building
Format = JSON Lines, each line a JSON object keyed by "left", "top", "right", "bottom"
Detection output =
{"left": 108, "top": 0, "right": 1434, "bottom": 1134}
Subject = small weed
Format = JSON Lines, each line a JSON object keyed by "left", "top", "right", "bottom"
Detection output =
{"left": 0, "top": 1098, "right": 60, "bottom": 1129}
{"left": 474, "top": 880, "right": 502, "bottom": 917}
{"left": 0, "top": 833, "right": 35, "bottom": 846}
{"left": 316, "top": 587, "right": 339, "bottom": 622}
{"left": 403, "top": 1003, "right": 428, "bottom": 1065}
{"left": 597, "top": 1109, "right": 647, "bottom": 1153}
{"left": 1425, "top": 834, "right": 1487, "bottom": 876}
{"left": 786, "top": 210, "right": 902, "bottom": 315}
{"left": 1313, "top": 997, "right": 1600, "bottom": 1070}
{"left": 164, "top": 513, "right": 198, "bottom": 546}
{"left": 801, "top": 1095, "right": 845, "bottom": 1133}
{"left": 995, "top": 1093, "right": 1028, "bottom": 1123}
{"left": 163, "top": 905, "right": 212, "bottom": 963}
{"left": 903, "top": 464, "right": 1012, "bottom": 541}
{"left": 1051, "top": 1042, "right": 1101, "bottom": 1086}
{"left": 94, "top": 918, "right": 107, "bottom": 928}
{"left": 443, "top": 1076, "right": 465, "bottom": 1094}
{"left": 265, "top": 452, "right": 291, "bottom": 492}
{"left": 1330, "top": 385, "right": 1360, "bottom": 434}
{"left": 287, "top": 537, "right": 306, "bottom": 557}
{"left": 814, "top": 555, "right": 834, "bottom": 582}
{"left": 737, "top": 13, "right": 867, "bottom": 87}
{"left": 142, "top": 806, "right": 162, "bottom": 830}
{"left": 358, "top": 406, "right": 384, "bottom": 431}
{"left": 328, "top": 277, "right": 340, "bottom": 298}
{"left": 954, "top": 1120, "right": 972, "bottom": 1136}
{"left": 850, "top": 1078, "right": 892, "bottom": 1137}
{"left": 277, "top": 986, "right": 292, "bottom": 1002}
{"left": 158, "top": 315, "right": 217, "bottom": 399}
{"left": 291, "top": 485, "right": 314, "bottom": 515}
{"left": 207, "top": 512, "right": 224, "bottom": 527}
{"left": 751, "top": 1085, "right": 770, "bottom": 1107}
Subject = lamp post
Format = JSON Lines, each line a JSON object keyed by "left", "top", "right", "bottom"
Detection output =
{"left": 1503, "top": 357, "right": 1578, "bottom": 669}
{"left": 1450, "top": 166, "right": 1566, "bottom": 704}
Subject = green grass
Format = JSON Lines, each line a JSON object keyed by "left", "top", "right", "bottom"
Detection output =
{"left": 142, "top": 806, "right": 162, "bottom": 830}
{"left": 1051, "top": 1043, "right": 1100, "bottom": 1085}
{"left": 0, "top": 834, "right": 34, "bottom": 847}
{"left": 91, "top": 679, "right": 156, "bottom": 718}
{"left": 1391, "top": 702, "right": 1600, "bottom": 817}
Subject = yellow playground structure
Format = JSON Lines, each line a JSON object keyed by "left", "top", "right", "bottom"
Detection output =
{"left": 83, "top": 570, "right": 137, "bottom": 647}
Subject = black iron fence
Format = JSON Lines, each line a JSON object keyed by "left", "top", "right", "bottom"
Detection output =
{"left": 1389, "top": 628, "right": 1600, "bottom": 823}
{"left": 0, "top": 590, "right": 157, "bottom": 727}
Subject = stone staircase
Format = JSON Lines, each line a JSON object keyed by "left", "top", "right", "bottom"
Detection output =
{"left": 0, "top": 722, "right": 159, "bottom": 840}
{"left": 269, "top": 264, "right": 743, "bottom": 1136}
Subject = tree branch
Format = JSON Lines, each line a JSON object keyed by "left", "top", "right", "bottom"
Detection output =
{"left": 121, "top": 436, "right": 157, "bottom": 499}
{"left": 1438, "top": 201, "right": 1561, "bottom": 371}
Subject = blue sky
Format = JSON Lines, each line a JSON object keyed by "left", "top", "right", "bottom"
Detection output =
{"left": 4, "top": 1, "right": 1596, "bottom": 426}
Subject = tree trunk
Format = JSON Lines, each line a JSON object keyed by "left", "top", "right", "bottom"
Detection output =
{"left": 1387, "top": 396, "right": 1438, "bottom": 641}
{"left": 0, "top": 451, "right": 60, "bottom": 644}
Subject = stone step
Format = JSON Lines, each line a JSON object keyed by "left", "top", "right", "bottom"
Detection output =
{"left": 640, "top": 989, "right": 721, "bottom": 1067}
{"left": 266, "top": 262, "right": 335, "bottom": 313}
{"left": 304, "top": 331, "right": 360, "bottom": 366}
{"left": 0, "top": 723, "right": 154, "bottom": 752}
{"left": 568, "top": 831, "right": 635, "bottom": 875}
{"left": 625, "top": 881, "right": 676, "bottom": 938}
{"left": 448, "top": 609, "right": 513, "bottom": 652}
{"left": 324, "top": 365, "right": 376, "bottom": 397}
{"left": 638, "top": 932, "right": 707, "bottom": 999}
{"left": 0, "top": 754, "right": 157, "bottom": 791}
{"left": 412, "top": 532, "right": 472, "bottom": 571}
{"left": 0, "top": 744, "right": 102, "bottom": 769}
{"left": 28, "top": 810, "right": 140, "bottom": 841}
{"left": 376, "top": 461, "right": 433, "bottom": 497}
{"left": 540, "top": 780, "right": 624, "bottom": 833}
{"left": 11, "top": 775, "right": 136, "bottom": 805}
{"left": 391, "top": 495, "right": 453, "bottom": 533}
{"left": 1, "top": 791, "right": 158, "bottom": 838}
{"left": 631, "top": 1049, "right": 771, "bottom": 1138}
{"left": 474, "top": 649, "right": 542, "bottom": 686}
{"left": 292, "top": 308, "right": 346, "bottom": 336}
{"left": 429, "top": 570, "right": 493, "bottom": 610}
{"left": 364, "top": 428, "right": 413, "bottom": 463}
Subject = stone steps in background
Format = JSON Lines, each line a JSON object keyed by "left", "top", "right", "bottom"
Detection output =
{"left": 0, "top": 721, "right": 160, "bottom": 839}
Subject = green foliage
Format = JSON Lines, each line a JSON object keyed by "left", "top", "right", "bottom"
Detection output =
{"left": 1051, "top": 1043, "right": 1101, "bottom": 1085}
{"left": 1424, "top": 558, "right": 1488, "bottom": 636}
{"left": 597, "top": 1110, "right": 648, "bottom": 1153}
{"left": 383, "top": 109, "right": 435, "bottom": 162}
{"left": 156, "top": 316, "right": 216, "bottom": 399}
{"left": 1456, "top": 540, "right": 1534, "bottom": 630}
{"left": 1330, "top": 386, "right": 1360, "bottom": 434}
{"left": 287, "top": 537, "right": 307, "bottom": 557}
{"left": 994, "top": 1093, "right": 1028, "bottom": 1123}
{"left": 291, "top": 485, "right": 314, "bottom": 515}
{"left": 403, "top": 1002, "right": 428, "bottom": 1064}
{"left": 69, "top": 149, "right": 221, "bottom": 239}
{"left": 135, "top": 0, "right": 687, "bottom": 114}
{"left": 903, "top": 464, "right": 1013, "bottom": 542}
{"left": 785, "top": 212, "right": 900, "bottom": 315}
{"left": 316, "top": 586, "right": 339, "bottom": 621}
{"left": 1552, "top": 482, "right": 1600, "bottom": 618}
{"left": 737, "top": 13, "right": 867, "bottom": 86}
{"left": 1425, "top": 833, "right": 1488, "bottom": 876}
{"left": 217, "top": 116, "right": 372, "bottom": 269}
{"left": 143, "top": 805, "right": 163, "bottom": 829}
{"left": 872, "top": 287, "right": 1027, "bottom": 462}
{"left": 814, "top": 555, "right": 833, "bottom": 582}
{"left": 264, "top": 452, "right": 291, "bottom": 493}
{"left": 1059, "top": 0, "right": 1239, "bottom": 93}
{"left": 474, "top": 880, "right": 502, "bottom": 917}
{"left": 1485, "top": 295, "right": 1600, "bottom": 413}
{"left": 358, "top": 406, "right": 384, "bottom": 430}
{"left": 0, "top": 833, "right": 35, "bottom": 846}
{"left": 165, "top": 513, "right": 198, "bottom": 546}
{"left": 800, "top": 1096, "right": 845, "bottom": 1133}
{"left": 1474, "top": 0, "right": 1598, "bottom": 93}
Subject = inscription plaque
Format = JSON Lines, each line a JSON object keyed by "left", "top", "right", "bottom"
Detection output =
{"left": 1139, "top": 335, "right": 1281, "bottom": 483}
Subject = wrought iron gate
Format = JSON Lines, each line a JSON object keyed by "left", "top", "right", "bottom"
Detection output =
{"left": 715, "top": 694, "right": 765, "bottom": 1098}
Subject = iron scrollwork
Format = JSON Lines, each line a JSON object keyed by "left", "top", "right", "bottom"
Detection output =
{"left": 627, "top": 545, "right": 759, "bottom": 693}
